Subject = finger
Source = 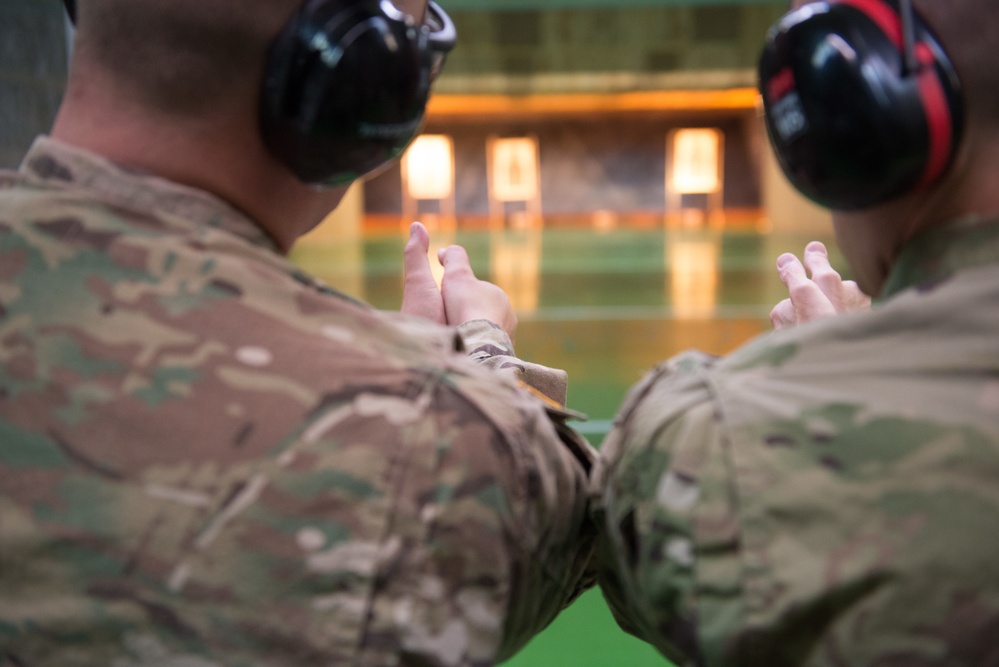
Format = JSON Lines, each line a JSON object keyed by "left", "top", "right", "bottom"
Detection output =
{"left": 776, "top": 252, "right": 808, "bottom": 290}
{"left": 438, "top": 244, "right": 476, "bottom": 281}
{"left": 404, "top": 221, "right": 433, "bottom": 284}
{"left": 802, "top": 242, "right": 837, "bottom": 280}
{"left": 804, "top": 240, "right": 828, "bottom": 255}
{"left": 401, "top": 222, "right": 445, "bottom": 323}
{"left": 770, "top": 298, "right": 796, "bottom": 330}
{"left": 777, "top": 252, "right": 837, "bottom": 320}
{"left": 802, "top": 240, "right": 842, "bottom": 292}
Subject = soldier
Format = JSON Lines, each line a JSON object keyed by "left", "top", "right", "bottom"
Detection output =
{"left": 596, "top": 0, "right": 999, "bottom": 665}
{"left": 0, "top": 0, "right": 596, "bottom": 665}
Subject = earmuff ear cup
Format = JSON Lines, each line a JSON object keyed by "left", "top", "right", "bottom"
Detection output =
{"left": 758, "top": 0, "right": 963, "bottom": 210}
{"left": 261, "top": 0, "right": 434, "bottom": 186}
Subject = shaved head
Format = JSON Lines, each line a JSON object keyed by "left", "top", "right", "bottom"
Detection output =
{"left": 70, "top": 0, "right": 432, "bottom": 119}
{"left": 73, "top": 0, "right": 301, "bottom": 116}
{"left": 56, "top": 0, "right": 430, "bottom": 248}
{"left": 74, "top": 0, "right": 300, "bottom": 114}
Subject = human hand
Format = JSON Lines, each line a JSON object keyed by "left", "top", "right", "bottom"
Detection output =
{"left": 401, "top": 221, "right": 446, "bottom": 325}
{"left": 770, "top": 241, "right": 871, "bottom": 330}
{"left": 400, "top": 222, "right": 517, "bottom": 335}
{"left": 439, "top": 244, "right": 518, "bottom": 337}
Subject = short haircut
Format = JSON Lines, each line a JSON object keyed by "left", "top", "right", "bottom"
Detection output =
{"left": 76, "top": 0, "right": 298, "bottom": 116}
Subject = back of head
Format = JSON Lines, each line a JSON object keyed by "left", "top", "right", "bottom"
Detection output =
{"left": 73, "top": 0, "right": 299, "bottom": 117}
{"left": 67, "top": 0, "right": 454, "bottom": 191}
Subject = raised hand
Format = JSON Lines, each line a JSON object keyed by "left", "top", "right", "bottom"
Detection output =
{"left": 770, "top": 241, "right": 871, "bottom": 330}
{"left": 400, "top": 222, "right": 517, "bottom": 336}
{"left": 439, "top": 244, "right": 518, "bottom": 337}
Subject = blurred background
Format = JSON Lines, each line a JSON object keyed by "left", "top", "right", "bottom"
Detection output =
{"left": 2, "top": 1, "right": 849, "bottom": 664}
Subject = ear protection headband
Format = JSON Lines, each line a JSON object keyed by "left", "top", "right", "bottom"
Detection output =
{"left": 758, "top": 0, "right": 963, "bottom": 210}
{"left": 61, "top": 0, "right": 456, "bottom": 188}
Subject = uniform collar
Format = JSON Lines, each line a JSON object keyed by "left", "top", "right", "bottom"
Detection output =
{"left": 18, "top": 136, "right": 281, "bottom": 253}
{"left": 881, "top": 215, "right": 999, "bottom": 299}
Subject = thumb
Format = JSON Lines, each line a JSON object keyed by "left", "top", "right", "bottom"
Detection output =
{"left": 438, "top": 244, "right": 475, "bottom": 279}
{"left": 437, "top": 244, "right": 516, "bottom": 333}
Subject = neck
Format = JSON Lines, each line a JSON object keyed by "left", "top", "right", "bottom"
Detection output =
{"left": 50, "top": 70, "right": 346, "bottom": 253}
{"left": 833, "top": 125, "right": 999, "bottom": 297}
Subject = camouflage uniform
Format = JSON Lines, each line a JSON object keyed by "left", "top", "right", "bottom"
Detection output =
{"left": 0, "top": 137, "right": 596, "bottom": 666}
{"left": 595, "top": 215, "right": 999, "bottom": 666}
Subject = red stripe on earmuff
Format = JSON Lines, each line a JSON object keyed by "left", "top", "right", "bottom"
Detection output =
{"left": 767, "top": 67, "right": 796, "bottom": 102}
{"left": 831, "top": 0, "right": 904, "bottom": 48}
{"left": 832, "top": 0, "right": 954, "bottom": 189}
{"left": 914, "top": 42, "right": 953, "bottom": 188}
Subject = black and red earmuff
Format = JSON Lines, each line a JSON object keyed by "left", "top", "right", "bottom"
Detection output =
{"left": 758, "top": 0, "right": 963, "bottom": 210}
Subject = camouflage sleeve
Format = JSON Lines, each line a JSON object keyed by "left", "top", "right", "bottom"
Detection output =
{"left": 181, "top": 368, "right": 597, "bottom": 665}
{"left": 0, "top": 367, "right": 597, "bottom": 666}
{"left": 456, "top": 319, "right": 569, "bottom": 409}
{"left": 593, "top": 349, "right": 739, "bottom": 667}
{"left": 455, "top": 318, "right": 594, "bottom": 482}
{"left": 596, "top": 319, "right": 999, "bottom": 667}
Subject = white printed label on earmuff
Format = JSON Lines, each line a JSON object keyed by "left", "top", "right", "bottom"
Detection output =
{"left": 771, "top": 91, "right": 809, "bottom": 142}
{"left": 766, "top": 68, "right": 809, "bottom": 143}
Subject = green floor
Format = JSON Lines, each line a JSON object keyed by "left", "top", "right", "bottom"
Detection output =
{"left": 291, "top": 224, "right": 843, "bottom": 667}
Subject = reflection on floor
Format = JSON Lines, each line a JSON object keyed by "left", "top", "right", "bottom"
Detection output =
{"left": 289, "top": 223, "right": 844, "bottom": 667}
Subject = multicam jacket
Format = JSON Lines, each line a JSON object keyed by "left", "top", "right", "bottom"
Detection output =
{"left": 596, "top": 215, "right": 999, "bottom": 667}
{"left": 0, "top": 137, "right": 596, "bottom": 666}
